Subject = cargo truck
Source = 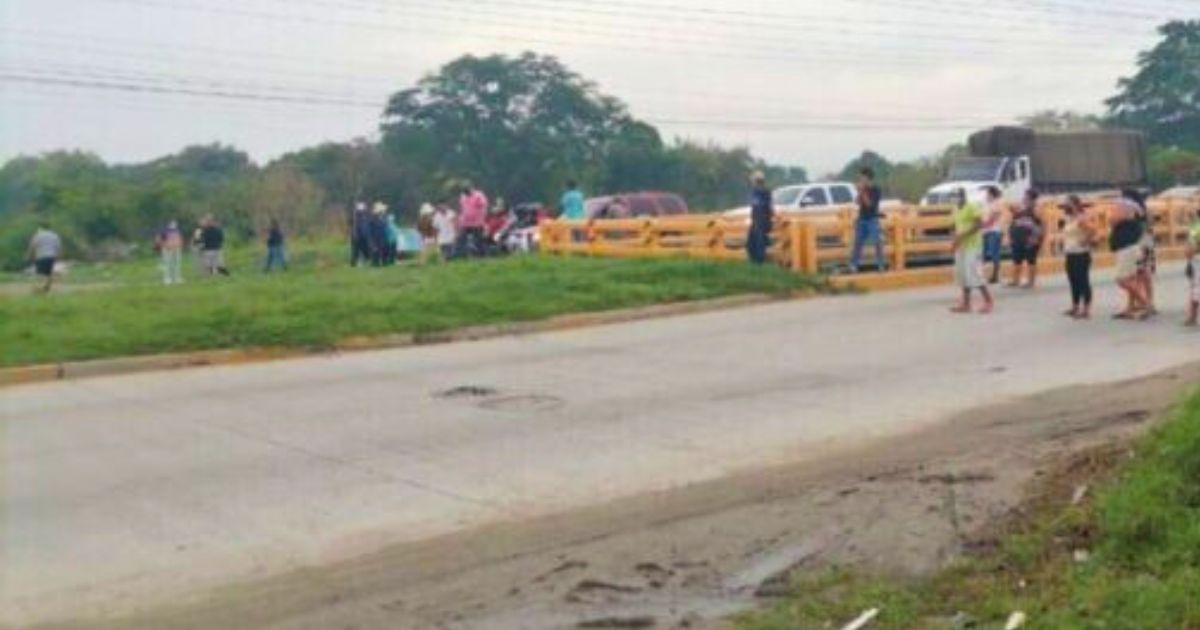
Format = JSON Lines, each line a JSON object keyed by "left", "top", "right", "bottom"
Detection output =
{"left": 921, "top": 126, "right": 1148, "bottom": 206}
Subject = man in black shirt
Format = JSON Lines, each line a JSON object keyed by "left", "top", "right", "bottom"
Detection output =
{"left": 850, "top": 167, "right": 886, "bottom": 273}
{"left": 200, "top": 216, "right": 231, "bottom": 276}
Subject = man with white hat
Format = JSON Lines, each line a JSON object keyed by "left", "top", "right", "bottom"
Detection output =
{"left": 351, "top": 201, "right": 372, "bottom": 267}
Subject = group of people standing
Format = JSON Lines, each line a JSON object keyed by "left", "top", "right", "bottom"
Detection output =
{"left": 350, "top": 201, "right": 401, "bottom": 267}
{"left": 951, "top": 185, "right": 1197, "bottom": 325}
{"left": 743, "top": 170, "right": 1198, "bottom": 326}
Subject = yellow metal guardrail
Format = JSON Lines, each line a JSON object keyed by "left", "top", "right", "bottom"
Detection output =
{"left": 539, "top": 198, "right": 1199, "bottom": 275}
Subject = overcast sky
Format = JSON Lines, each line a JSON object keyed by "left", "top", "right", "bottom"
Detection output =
{"left": 1, "top": 0, "right": 1193, "bottom": 176}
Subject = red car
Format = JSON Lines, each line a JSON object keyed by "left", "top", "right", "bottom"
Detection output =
{"left": 584, "top": 192, "right": 689, "bottom": 219}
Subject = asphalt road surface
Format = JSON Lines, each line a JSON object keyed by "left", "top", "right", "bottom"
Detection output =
{"left": 2, "top": 264, "right": 1196, "bottom": 626}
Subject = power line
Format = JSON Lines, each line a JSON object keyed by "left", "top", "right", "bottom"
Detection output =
{"left": 87, "top": 0, "right": 1150, "bottom": 68}
{"left": 0, "top": 71, "right": 1018, "bottom": 131}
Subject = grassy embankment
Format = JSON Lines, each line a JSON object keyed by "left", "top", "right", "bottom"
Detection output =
{"left": 736, "top": 389, "right": 1200, "bottom": 629}
{"left": 0, "top": 240, "right": 825, "bottom": 367}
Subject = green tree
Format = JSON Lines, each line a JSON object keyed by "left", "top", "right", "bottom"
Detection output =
{"left": 381, "top": 52, "right": 637, "bottom": 204}
{"left": 1106, "top": 20, "right": 1200, "bottom": 150}
{"left": 1148, "top": 146, "right": 1200, "bottom": 189}
{"left": 838, "top": 151, "right": 892, "bottom": 182}
{"left": 1018, "top": 110, "right": 1103, "bottom": 132}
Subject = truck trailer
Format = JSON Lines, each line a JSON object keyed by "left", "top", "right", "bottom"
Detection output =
{"left": 922, "top": 126, "right": 1148, "bottom": 206}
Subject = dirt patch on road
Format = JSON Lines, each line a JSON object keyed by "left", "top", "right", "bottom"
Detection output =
{"left": 49, "top": 363, "right": 1200, "bottom": 630}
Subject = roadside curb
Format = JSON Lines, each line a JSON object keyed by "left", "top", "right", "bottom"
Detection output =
{"left": 0, "top": 293, "right": 796, "bottom": 388}
{"left": 831, "top": 246, "right": 1189, "bottom": 292}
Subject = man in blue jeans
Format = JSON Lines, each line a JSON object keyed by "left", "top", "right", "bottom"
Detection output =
{"left": 850, "top": 167, "right": 886, "bottom": 273}
{"left": 746, "top": 171, "right": 773, "bottom": 265}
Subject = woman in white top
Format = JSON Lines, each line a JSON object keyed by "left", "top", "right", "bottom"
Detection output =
{"left": 1059, "top": 195, "right": 1096, "bottom": 319}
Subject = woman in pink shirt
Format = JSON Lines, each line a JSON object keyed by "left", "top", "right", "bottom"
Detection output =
{"left": 457, "top": 184, "right": 489, "bottom": 258}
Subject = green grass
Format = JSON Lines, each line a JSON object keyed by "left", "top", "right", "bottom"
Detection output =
{"left": 0, "top": 243, "right": 824, "bottom": 367}
{"left": 735, "top": 390, "right": 1200, "bottom": 630}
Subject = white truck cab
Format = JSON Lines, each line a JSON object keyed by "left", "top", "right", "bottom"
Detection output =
{"left": 921, "top": 155, "right": 1032, "bottom": 207}
{"left": 723, "top": 182, "right": 860, "bottom": 219}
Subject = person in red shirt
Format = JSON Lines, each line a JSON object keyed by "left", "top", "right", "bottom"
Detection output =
{"left": 457, "top": 184, "right": 489, "bottom": 258}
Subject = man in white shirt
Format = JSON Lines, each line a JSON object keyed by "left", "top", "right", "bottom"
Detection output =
{"left": 982, "top": 186, "right": 1007, "bottom": 284}
{"left": 27, "top": 221, "right": 63, "bottom": 293}
{"left": 432, "top": 203, "right": 458, "bottom": 261}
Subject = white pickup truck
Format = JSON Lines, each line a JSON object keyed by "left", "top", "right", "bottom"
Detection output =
{"left": 723, "top": 182, "right": 901, "bottom": 219}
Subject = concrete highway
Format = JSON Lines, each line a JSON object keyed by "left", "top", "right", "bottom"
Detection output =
{"left": 2, "top": 264, "right": 1196, "bottom": 626}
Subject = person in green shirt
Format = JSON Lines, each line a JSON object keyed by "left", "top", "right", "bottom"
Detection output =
{"left": 560, "top": 180, "right": 585, "bottom": 220}
{"left": 950, "top": 188, "right": 994, "bottom": 314}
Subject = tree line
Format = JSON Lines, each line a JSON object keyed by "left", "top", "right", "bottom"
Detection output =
{"left": 1, "top": 20, "right": 1196, "bottom": 270}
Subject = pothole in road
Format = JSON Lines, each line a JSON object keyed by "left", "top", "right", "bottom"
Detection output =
{"left": 478, "top": 394, "right": 565, "bottom": 413}
{"left": 435, "top": 385, "right": 499, "bottom": 399}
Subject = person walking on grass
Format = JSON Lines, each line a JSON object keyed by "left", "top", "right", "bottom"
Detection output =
{"left": 264, "top": 219, "right": 287, "bottom": 272}
{"left": 1185, "top": 216, "right": 1199, "bottom": 327}
{"left": 1060, "top": 195, "right": 1097, "bottom": 320}
{"left": 199, "top": 216, "right": 230, "bottom": 277}
{"left": 849, "top": 167, "right": 885, "bottom": 273}
{"left": 417, "top": 203, "right": 438, "bottom": 264}
{"left": 1007, "top": 189, "right": 1043, "bottom": 289}
{"left": 746, "top": 171, "right": 773, "bottom": 265}
{"left": 156, "top": 220, "right": 185, "bottom": 285}
{"left": 26, "top": 220, "right": 62, "bottom": 294}
{"left": 1109, "top": 190, "right": 1148, "bottom": 320}
{"left": 981, "top": 186, "right": 1006, "bottom": 284}
{"left": 457, "top": 184, "right": 488, "bottom": 258}
{"left": 950, "top": 188, "right": 993, "bottom": 314}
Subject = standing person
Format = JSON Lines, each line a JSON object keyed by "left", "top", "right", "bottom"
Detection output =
{"left": 981, "top": 186, "right": 1006, "bottom": 284}
{"left": 199, "top": 216, "right": 230, "bottom": 277}
{"left": 156, "top": 220, "right": 185, "bottom": 285}
{"left": 560, "top": 180, "right": 585, "bottom": 241}
{"left": 1185, "top": 216, "right": 1199, "bottom": 327}
{"left": 432, "top": 202, "right": 457, "bottom": 261}
{"left": 950, "top": 188, "right": 993, "bottom": 314}
{"left": 369, "top": 202, "right": 390, "bottom": 267}
{"left": 850, "top": 167, "right": 886, "bottom": 273}
{"left": 1109, "top": 189, "right": 1148, "bottom": 319}
{"left": 1007, "top": 189, "right": 1044, "bottom": 288}
{"left": 1060, "top": 195, "right": 1097, "bottom": 319}
{"left": 746, "top": 171, "right": 773, "bottom": 265}
{"left": 417, "top": 203, "right": 439, "bottom": 264}
{"left": 457, "top": 184, "right": 488, "bottom": 258}
{"left": 385, "top": 212, "right": 400, "bottom": 266}
{"left": 264, "top": 219, "right": 287, "bottom": 272}
{"left": 350, "top": 202, "right": 371, "bottom": 267}
{"left": 26, "top": 221, "right": 62, "bottom": 293}
{"left": 1129, "top": 188, "right": 1158, "bottom": 319}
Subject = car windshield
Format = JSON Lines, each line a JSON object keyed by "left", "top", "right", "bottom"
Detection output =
{"left": 773, "top": 187, "right": 804, "bottom": 206}
{"left": 947, "top": 158, "right": 1004, "bottom": 182}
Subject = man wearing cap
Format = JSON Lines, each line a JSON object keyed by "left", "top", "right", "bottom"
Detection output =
{"left": 746, "top": 171, "right": 773, "bottom": 265}
{"left": 350, "top": 201, "right": 372, "bottom": 267}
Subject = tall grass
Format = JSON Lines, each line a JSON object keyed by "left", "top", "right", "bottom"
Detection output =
{"left": 0, "top": 247, "right": 823, "bottom": 367}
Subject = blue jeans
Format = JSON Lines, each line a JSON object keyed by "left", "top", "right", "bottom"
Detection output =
{"left": 746, "top": 226, "right": 769, "bottom": 265}
{"left": 850, "top": 218, "right": 884, "bottom": 271}
{"left": 264, "top": 244, "right": 287, "bottom": 272}
{"left": 983, "top": 232, "right": 1003, "bottom": 281}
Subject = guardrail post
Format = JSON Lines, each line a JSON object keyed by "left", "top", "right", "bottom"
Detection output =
{"left": 890, "top": 217, "right": 907, "bottom": 271}
{"left": 801, "top": 220, "right": 819, "bottom": 273}
{"left": 788, "top": 219, "right": 802, "bottom": 271}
